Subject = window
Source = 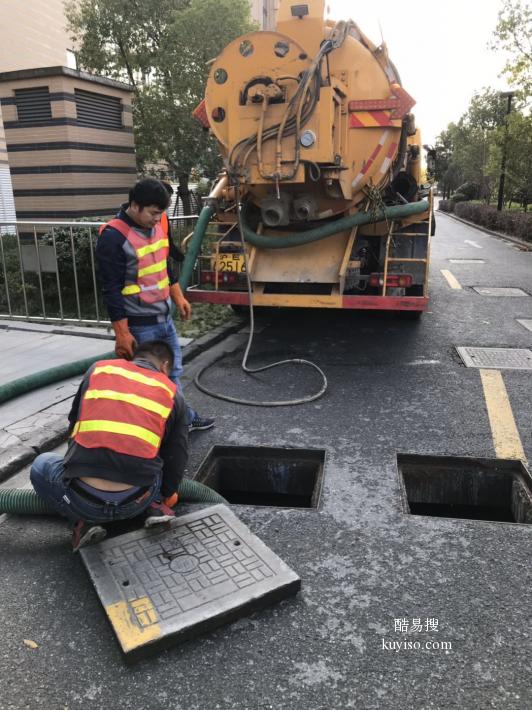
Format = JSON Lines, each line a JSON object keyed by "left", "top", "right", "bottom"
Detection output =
{"left": 15, "top": 87, "right": 52, "bottom": 122}
{"left": 75, "top": 89, "right": 123, "bottom": 130}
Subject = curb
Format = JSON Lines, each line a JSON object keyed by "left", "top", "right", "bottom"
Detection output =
{"left": 438, "top": 210, "right": 532, "bottom": 251}
{"left": 0, "top": 317, "right": 245, "bottom": 484}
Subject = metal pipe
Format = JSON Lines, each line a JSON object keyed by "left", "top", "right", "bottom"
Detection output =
{"left": 51, "top": 227, "right": 64, "bottom": 322}
{"left": 88, "top": 227, "right": 100, "bottom": 323}
{"left": 179, "top": 177, "right": 228, "bottom": 290}
{"left": 15, "top": 226, "right": 29, "bottom": 317}
{"left": 69, "top": 226, "right": 82, "bottom": 322}
{"left": 0, "top": 233, "right": 12, "bottom": 315}
{"left": 33, "top": 225, "right": 46, "bottom": 318}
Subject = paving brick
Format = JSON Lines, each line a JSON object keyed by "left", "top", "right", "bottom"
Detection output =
{"left": 81, "top": 504, "right": 300, "bottom": 662}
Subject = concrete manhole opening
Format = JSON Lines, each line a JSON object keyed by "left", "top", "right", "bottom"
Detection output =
{"left": 397, "top": 454, "right": 532, "bottom": 525}
{"left": 195, "top": 445, "right": 325, "bottom": 508}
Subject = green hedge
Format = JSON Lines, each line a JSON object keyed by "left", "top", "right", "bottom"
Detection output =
{"left": 438, "top": 201, "right": 532, "bottom": 242}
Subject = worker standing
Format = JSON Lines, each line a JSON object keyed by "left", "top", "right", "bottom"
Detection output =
{"left": 96, "top": 177, "right": 214, "bottom": 432}
{"left": 30, "top": 340, "right": 188, "bottom": 551}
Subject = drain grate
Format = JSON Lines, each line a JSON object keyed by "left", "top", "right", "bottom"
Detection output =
{"left": 81, "top": 504, "right": 301, "bottom": 662}
{"left": 456, "top": 346, "right": 532, "bottom": 370}
{"left": 449, "top": 259, "right": 485, "bottom": 264}
{"left": 517, "top": 319, "right": 532, "bottom": 333}
{"left": 195, "top": 445, "right": 325, "bottom": 508}
{"left": 398, "top": 455, "right": 532, "bottom": 525}
{"left": 473, "top": 287, "right": 529, "bottom": 297}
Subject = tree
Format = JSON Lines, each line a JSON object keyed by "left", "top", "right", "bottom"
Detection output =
{"left": 491, "top": 0, "right": 532, "bottom": 99}
{"left": 488, "top": 111, "right": 532, "bottom": 210}
{"left": 67, "top": 0, "right": 255, "bottom": 209}
{"left": 435, "top": 89, "right": 504, "bottom": 202}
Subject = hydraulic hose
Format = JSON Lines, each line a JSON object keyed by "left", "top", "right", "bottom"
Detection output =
{"left": 0, "top": 352, "right": 115, "bottom": 405}
{"left": 242, "top": 200, "right": 430, "bottom": 249}
{"left": 0, "top": 479, "right": 227, "bottom": 515}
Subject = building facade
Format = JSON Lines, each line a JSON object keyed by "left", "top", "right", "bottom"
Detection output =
{"left": 0, "top": 67, "right": 136, "bottom": 219}
{"left": 0, "top": 0, "right": 135, "bottom": 220}
{"left": 250, "top": 0, "right": 279, "bottom": 30}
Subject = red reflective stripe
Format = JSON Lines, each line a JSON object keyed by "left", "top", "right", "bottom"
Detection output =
{"left": 370, "top": 111, "right": 392, "bottom": 126}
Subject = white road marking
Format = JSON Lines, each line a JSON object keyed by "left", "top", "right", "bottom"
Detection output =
{"left": 464, "top": 239, "right": 482, "bottom": 249}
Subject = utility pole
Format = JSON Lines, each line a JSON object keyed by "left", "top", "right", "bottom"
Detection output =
{"left": 497, "top": 91, "right": 514, "bottom": 211}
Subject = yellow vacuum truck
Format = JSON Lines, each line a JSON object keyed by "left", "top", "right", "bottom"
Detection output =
{"left": 182, "top": 0, "right": 434, "bottom": 317}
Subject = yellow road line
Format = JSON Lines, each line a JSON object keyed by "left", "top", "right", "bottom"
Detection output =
{"left": 480, "top": 369, "right": 526, "bottom": 461}
{"left": 440, "top": 269, "right": 462, "bottom": 290}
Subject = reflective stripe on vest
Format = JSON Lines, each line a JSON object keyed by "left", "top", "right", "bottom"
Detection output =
{"left": 101, "top": 218, "right": 170, "bottom": 304}
{"left": 73, "top": 359, "right": 176, "bottom": 459}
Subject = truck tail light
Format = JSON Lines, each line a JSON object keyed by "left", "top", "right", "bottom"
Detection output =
{"left": 369, "top": 273, "right": 413, "bottom": 288}
{"left": 200, "top": 271, "right": 238, "bottom": 285}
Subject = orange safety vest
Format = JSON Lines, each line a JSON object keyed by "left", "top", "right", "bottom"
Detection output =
{"left": 101, "top": 218, "right": 170, "bottom": 304}
{"left": 160, "top": 211, "right": 169, "bottom": 237}
{"left": 72, "top": 359, "right": 177, "bottom": 459}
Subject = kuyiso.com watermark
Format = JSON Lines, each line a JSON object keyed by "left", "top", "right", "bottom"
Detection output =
{"left": 381, "top": 618, "right": 452, "bottom": 653}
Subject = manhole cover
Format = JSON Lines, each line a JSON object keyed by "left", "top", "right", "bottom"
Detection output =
{"left": 80, "top": 504, "right": 300, "bottom": 662}
{"left": 449, "top": 259, "right": 485, "bottom": 264}
{"left": 397, "top": 454, "right": 532, "bottom": 525}
{"left": 456, "top": 346, "right": 532, "bottom": 370}
{"left": 473, "top": 287, "right": 529, "bottom": 297}
{"left": 517, "top": 319, "right": 532, "bottom": 333}
{"left": 195, "top": 445, "right": 325, "bottom": 508}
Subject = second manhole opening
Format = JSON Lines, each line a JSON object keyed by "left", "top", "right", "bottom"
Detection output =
{"left": 398, "top": 454, "right": 532, "bottom": 524}
{"left": 195, "top": 445, "right": 325, "bottom": 508}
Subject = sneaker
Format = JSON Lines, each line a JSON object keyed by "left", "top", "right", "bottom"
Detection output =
{"left": 144, "top": 501, "right": 176, "bottom": 528}
{"left": 71, "top": 520, "right": 107, "bottom": 552}
{"left": 188, "top": 415, "right": 215, "bottom": 433}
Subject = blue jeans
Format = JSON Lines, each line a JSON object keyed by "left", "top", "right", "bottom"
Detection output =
{"left": 30, "top": 452, "right": 161, "bottom": 525}
{"left": 129, "top": 316, "right": 197, "bottom": 424}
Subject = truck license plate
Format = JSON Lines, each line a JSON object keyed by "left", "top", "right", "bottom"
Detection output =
{"left": 216, "top": 253, "right": 245, "bottom": 272}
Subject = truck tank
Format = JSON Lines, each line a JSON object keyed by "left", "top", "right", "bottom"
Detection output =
{"left": 186, "top": 0, "right": 434, "bottom": 315}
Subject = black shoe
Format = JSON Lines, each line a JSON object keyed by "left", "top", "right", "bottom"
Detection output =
{"left": 144, "top": 501, "right": 176, "bottom": 528}
{"left": 71, "top": 520, "right": 107, "bottom": 552}
{"left": 188, "top": 415, "right": 215, "bottom": 433}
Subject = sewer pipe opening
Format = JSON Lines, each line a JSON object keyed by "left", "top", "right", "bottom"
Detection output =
{"left": 195, "top": 445, "right": 325, "bottom": 508}
{"left": 398, "top": 454, "right": 532, "bottom": 525}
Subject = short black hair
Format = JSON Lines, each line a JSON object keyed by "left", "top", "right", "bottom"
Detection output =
{"left": 133, "top": 340, "right": 174, "bottom": 369}
{"left": 128, "top": 178, "right": 170, "bottom": 210}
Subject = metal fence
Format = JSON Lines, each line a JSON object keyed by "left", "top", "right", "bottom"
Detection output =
{"left": 0, "top": 215, "right": 198, "bottom": 327}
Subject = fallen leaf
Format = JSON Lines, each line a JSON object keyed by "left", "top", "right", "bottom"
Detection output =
{"left": 23, "top": 639, "right": 38, "bottom": 649}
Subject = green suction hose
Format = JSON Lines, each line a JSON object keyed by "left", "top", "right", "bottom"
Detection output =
{"left": 241, "top": 200, "right": 430, "bottom": 249}
{"left": 0, "top": 352, "right": 115, "bottom": 405}
{"left": 0, "top": 478, "right": 227, "bottom": 515}
{"left": 179, "top": 204, "right": 216, "bottom": 291}
{"left": 177, "top": 196, "right": 429, "bottom": 289}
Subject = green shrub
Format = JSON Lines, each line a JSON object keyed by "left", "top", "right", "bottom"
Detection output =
{"left": 454, "top": 202, "right": 532, "bottom": 242}
{"left": 438, "top": 200, "right": 454, "bottom": 213}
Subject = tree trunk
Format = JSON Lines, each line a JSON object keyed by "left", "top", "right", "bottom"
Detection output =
{"left": 178, "top": 174, "right": 193, "bottom": 216}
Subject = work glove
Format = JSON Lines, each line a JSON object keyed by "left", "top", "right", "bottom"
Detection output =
{"left": 163, "top": 492, "right": 179, "bottom": 508}
{"left": 112, "top": 319, "right": 137, "bottom": 359}
{"left": 169, "top": 283, "right": 192, "bottom": 321}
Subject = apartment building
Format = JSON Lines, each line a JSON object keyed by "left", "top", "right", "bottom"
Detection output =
{"left": 0, "top": 0, "right": 135, "bottom": 220}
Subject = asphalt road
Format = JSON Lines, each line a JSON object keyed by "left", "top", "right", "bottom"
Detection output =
{"left": 0, "top": 210, "right": 531, "bottom": 710}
